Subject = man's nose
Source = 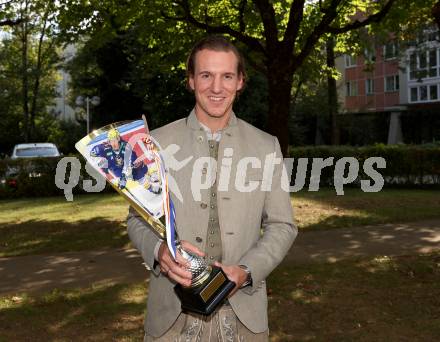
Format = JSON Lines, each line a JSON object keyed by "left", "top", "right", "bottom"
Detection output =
{"left": 211, "top": 75, "right": 222, "bottom": 93}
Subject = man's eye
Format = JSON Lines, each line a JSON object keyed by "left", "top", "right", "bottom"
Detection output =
{"left": 224, "top": 75, "right": 233, "bottom": 80}
{"left": 201, "top": 74, "right": 210, "bottom": 79}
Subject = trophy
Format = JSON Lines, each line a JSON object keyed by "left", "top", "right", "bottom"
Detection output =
{"left": 75, "top": 116, "right": 235, "bottom": 315}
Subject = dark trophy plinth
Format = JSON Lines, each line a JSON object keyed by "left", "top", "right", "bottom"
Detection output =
{"left": 175, "top": 266, "right": 235, "bottom": 315}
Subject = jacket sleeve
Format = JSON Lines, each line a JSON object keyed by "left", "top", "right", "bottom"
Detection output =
{"left": 238, "top": 137, "right": 297, "bottom": 294}
{"left": 126, "top": 206, "right": 162, "bottom": 276}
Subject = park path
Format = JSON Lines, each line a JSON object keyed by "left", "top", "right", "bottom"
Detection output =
{"left": 1, "top": 219, "right": 439, "bottom": 296}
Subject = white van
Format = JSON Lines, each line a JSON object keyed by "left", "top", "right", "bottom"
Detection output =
{"left": 11, "top": 143, "right": 61, "bottom": 159}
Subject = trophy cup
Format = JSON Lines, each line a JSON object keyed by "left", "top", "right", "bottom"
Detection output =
{"left": 75, "top": 116, "right": 235, "bottom": 315}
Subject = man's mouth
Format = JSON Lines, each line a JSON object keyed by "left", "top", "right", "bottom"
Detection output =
{"left": 208, "top": 96, "right": 224, "bottom": 102}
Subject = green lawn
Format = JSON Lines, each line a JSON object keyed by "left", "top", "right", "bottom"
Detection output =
{"left": 0, "top": 194, "right": 130, "bottom": 257}
{"left": 294, "top": 188, "right": 440, "bottom": 230}
{"left": 0, "top": 188, "right": 439, "bottom": 257}
{"left": 1, "top": 253, "right": 439, "bottom": 341}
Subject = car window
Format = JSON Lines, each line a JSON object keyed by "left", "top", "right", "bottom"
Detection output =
{"left": 15, "top": 147, "right": 59, "bottom": 157}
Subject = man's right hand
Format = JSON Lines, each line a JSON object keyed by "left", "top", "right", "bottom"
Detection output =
{"left": 157, "top": 240, "right": 205, "bottom": 287}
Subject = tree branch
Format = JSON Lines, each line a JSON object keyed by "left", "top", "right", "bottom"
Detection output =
{"left": 0, "top": 18, "right": 23, "bottom": 27}
{"left": 328, "top": 0, "right": 397, "bottom": 34}
{"left": 293, "top": 0, "right": 342, "bottom": 73}
{"left": 253, "top": 0, "right": 278, "bottom": 49}
{"left": 238, "top": 0, "right": 247, "bottom": 33}
{"left": 165, "top": 0, "right": 267, "bottom": 56}
{"left": 244, "top": 52, "right": 267, "bottom": 75}
{"left": 283, "top": 0, "right": 305, "bottom": 48}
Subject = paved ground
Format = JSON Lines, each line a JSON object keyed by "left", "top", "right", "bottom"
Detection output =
{"left": 1, "top": 219, "right": 439, "bottom": 296}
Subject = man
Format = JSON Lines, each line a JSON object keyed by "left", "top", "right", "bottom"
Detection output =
{"left": 127, "top": 36, "right": 297, "bottom": 341}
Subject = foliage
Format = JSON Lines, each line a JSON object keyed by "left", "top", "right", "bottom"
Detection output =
{"left": 57, "top": 0, "right": 421, "bottom": 155}
{"left": 47, "top": 119, "right": 87, "bottom": 155}
{"left": 0, "top": 0, "right": 61, "bottom": 153}
{"left": 288, "top": 143, "right": 440, "bottom": 187}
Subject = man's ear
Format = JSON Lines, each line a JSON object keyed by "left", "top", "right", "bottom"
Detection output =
{"left": 237, "top": 73, "right": 244, "bottom": 91}
{"left": 188, "top": 75, "right": 195, "bottom": 91}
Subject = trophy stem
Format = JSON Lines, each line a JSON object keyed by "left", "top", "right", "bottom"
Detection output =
{"left": 175, "top": 242, "right": 212, "bottom": 288}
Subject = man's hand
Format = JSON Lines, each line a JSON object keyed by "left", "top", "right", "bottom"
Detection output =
{"left": 158, "top": 240, "right": 205, "bottom": 287}
{"left": 213, "top": 261, "right": 249, "bottom": 297}
{"left": 118, "top": 174, "right": 127, "bottom": 189}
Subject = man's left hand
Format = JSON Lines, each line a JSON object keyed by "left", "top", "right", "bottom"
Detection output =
{"left": 213, "top": 261, "right": 248, "bottom": 297}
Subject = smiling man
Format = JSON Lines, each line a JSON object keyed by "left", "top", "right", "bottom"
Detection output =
{"left": 127, "top": 36, "right": 297, "bottom": 341}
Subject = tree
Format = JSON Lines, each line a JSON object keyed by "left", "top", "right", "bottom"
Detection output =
{"left": 0, "top": 0, "right": 59, "bottom": 153}
{"left": 59, "top": 0, "right": 437, "bottom": 153}
{"left": 5, "top": 0, "right": 59, "bottom": 142}
{"left": 157, "top": 0, "right": 402, "bottom": 154}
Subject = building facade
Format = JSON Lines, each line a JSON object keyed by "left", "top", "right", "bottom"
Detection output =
{"left": 336, "top": 29, "right": 440, "bottom": 143}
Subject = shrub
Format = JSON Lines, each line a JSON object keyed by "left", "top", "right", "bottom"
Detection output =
{"left": 288, "top": 144, "right": 440, "bottom": 188}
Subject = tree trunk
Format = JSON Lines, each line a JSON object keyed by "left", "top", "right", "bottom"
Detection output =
{"left": 21, "top": 10, "right": 30, "bottom": 142}
{"left": 266, "top": 62, "right": 294, "bottom": 157}
{"left": 30, "top": 7, "right": 49, "bottom": 137}
{"left": 326, "top": 37, "right": 339, "bottom": 145}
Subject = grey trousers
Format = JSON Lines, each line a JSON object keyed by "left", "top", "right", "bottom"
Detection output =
{"left": 144, "top": 304, "right": 269, "bottom": 342}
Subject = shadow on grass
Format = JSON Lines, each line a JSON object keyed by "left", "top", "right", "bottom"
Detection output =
{"left": 294, "top": 188, "right": 440, "bottom": 230}
{"left": 268, "top": 253, "right": 440, "bottom": 341}
{"left": 1, "top": 254, "right": 439, "bottom": 341}
{"left": 0, "top": 283, "right": 147, "bottom": 341}
{"left": 286, "top": 218, "right": 440, "bottom": 264}
{"left": 0, "top": 218, "right": 128, "bottom": 257}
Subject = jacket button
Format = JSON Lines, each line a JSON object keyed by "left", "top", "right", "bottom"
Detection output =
{"left": 196, "top": 237, "right": 203, "bottom": 243}
{"left": 200, "top": 203, "right": 207, "bottom": 209}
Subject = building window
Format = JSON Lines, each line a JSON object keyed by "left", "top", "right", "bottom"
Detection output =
{"left": 365, "top": 79, "right": 374, "bottom": 95}
{"left": 345, "top": 55, "right": 356, "bottom": 68}
{"left": 420, "top": 85, "right": 428, "bottom": 101}
{"left": 384, "top": 41, "right": 399, "bottom": 59}
{"left": 409, "top": 49, "right": 439, "bottom": 80}
{"left": 410, "top": 87, "right": 418, "bottom": 102}
{"left": 409, "top": 84, "right": 439, "bottom": 102}
{"left": 385, "top": 75, "right": 399, "bottom": 92}
{"left": 364, "top": 48, "right": 375, "bottom": 63}
{"left": 346, "top": 81, "right": 358, "bottom": 96}
{"left": 409, "top": 53, "right": 417, "bottom": 80}
{"left": 428, "top": 30, "right": 439, "bottom": 42}
{"left": 430, "top": 84, "right": 438, "bottom": 100}
{"left": 429, "top": 49, "right": 438, "bottom": 77}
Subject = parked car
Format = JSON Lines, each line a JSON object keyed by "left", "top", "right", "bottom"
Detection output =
{"left": 11, "top": 143, "right": 61, "bottom": 159}
{"left": 1, "top": 143, "right": 61, "bottom": 189}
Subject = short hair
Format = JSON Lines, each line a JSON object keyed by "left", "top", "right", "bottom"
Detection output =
{"left": 186, "top": 35, "right": 247, "bottom": 85}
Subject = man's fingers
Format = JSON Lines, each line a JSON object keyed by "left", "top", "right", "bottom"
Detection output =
{"left": 168, "top": 269, "right": 192, "bottom": 287}
{"left": 181, "top": 240, "right": 205, "bottom": 257}
{"left": 175, "top": 253, "right": 190, "bottom": 267}
{"left": 168, "top": 263, "right": 192, "bottom": 280}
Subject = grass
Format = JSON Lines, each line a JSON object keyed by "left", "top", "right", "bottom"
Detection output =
{"left": 0, "top": 282, "right": 148, "bottom": 342}
{"left": 268, "top": 253, "right": 440, "bottom": 341}
{"left": 0, "top": 253, "right": 439, "bottom": 341}
{"left": 0, "top": 188, "right": 439, "bottom": 256}
{"left": 0, "top": 193, "right": 130, "bottom": 257}
{"left": 293, "top": 188, "right": 440, "bottom": 230}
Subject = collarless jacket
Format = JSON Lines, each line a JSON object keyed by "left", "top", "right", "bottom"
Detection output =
{"left": 127, "top": 110, "right": 297, "bottom": 337}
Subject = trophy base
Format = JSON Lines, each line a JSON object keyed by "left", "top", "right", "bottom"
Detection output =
{"left": 174, "top": 266, "right": 235, "bottom": 316}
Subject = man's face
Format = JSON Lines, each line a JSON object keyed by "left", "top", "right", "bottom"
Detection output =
{"left": 189, "top": 49, "right": 243, "bottom": 123}
{"left": 110, "top": 138, "right": 120, "bottom": 150}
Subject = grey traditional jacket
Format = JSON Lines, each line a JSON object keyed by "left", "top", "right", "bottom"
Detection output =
{"left": 127, "top": 110, "right": 297, "bottom": 337}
